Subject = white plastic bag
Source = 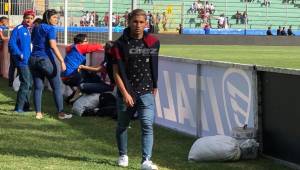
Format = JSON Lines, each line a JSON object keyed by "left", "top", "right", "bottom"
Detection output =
{"left": 188, "top": 135, "right": 241, "bottom": 162}
{"left": 13, "top": 76, "right": 20, "bottom": 92}
{"left": 72, "top": 93, "right": 100, "bottom": 116}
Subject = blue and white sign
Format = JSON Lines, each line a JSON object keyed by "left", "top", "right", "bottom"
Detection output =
{"left": 155, "top": 59, "right": 198, "bottom": 136}
{"left": 200, "top": 66, "right": 255, "bottom": 136}
{"left": 155, "top": 58, "right": 256, "bottom": 137}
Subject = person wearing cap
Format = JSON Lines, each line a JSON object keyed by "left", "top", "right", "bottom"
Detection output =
{"left": 8, "top": 10, "right": 35, "bottom": 113}
{"left": 30, "top": 9, "right": 72, "bottom": 120}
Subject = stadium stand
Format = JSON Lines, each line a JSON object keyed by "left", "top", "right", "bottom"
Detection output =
{"left": 47, "top": 0, "right": 300, "bottom": 30}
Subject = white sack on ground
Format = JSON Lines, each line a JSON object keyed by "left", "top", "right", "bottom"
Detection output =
{"left": 72, "top": 93, "right": 100, "bottom": 116}
{"left": 188, "top": 135, "right": 241, "bottom": 162}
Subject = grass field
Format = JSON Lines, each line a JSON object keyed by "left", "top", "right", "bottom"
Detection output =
{"left": 160, "top": 45, "right": 300, "bottom": 69}
{"left": 0, "top": 44, "right": 296, "bottom": 169}
{"left": 0, "top": 82, "right": 288, "bottom": 170}
{"left": 0, "top": 78, "right": 292, "bottom": 169}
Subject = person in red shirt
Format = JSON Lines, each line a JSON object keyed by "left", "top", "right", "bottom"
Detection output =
{"left": 103, "top": 12, "right": 109, "bottom": 26}
{"left": 61, "top": 34, "right": 107, "bottom": 102}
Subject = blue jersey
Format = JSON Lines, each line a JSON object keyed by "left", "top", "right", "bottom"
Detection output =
{"left": 61, "top": 45, "right": 86, "bottom": 77}
{"left": 31, "top": 23, "right": 56, "bottom": 59}
{"left": 61, "top": 43, "right": 103, "bottom": 77}
{"left": 0, "top": 25, "right": 8, "bottom": 42}
{"left": 8, "top": 24, "right": 31, "bottom": 67}
{"left": 0, "top": 25, "right": 8, "bottom": 32}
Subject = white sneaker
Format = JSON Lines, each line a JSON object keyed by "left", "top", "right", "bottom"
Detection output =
{"left": 117, "top": 155, "right": 128, "bottom": 167}
{"left": 58, "top": 113, "right": 73, "bottom": 120}
{"left": 141, "top": 160, "right": 158, "bottom": 170}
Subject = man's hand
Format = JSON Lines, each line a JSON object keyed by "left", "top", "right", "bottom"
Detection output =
{"left": 123, "top": 93, "right": 135, "bottom": 107}
{"left": 152, "top": 88, "right": 158, "bottom": 96}
{"left": 77, "top": 65, "right": 84, "bottom": 72}
{"left": 61, "top": 61, "right": 66, "bottom": 72}
{"left": 19, "top": 54, "right": 23, "bottom": 61}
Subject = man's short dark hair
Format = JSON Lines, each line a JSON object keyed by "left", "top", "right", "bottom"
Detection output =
{"left": 33, "top": 18, "right": 42, "bottom": 25}
{"left": 74, "top": 34, "right": 87, "bottom": 44}
{"left": 0, "top": 16, "right": 9, "bottom": 22}
{"left": 128, "top": 9, "right": 147, "bottom": 21}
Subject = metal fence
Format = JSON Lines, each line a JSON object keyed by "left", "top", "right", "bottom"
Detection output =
{"left": 0, "top": 0, "right": 34, "bottom": 15}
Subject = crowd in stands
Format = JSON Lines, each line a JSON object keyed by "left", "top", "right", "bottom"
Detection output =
{"left": 69, "top": 8, "right": 168, "bottom": 34}
{"left": 187, "top": 0, "right": 236, "bottom": 29}
{"left": 267, "top": 25, "right": 295, "bottom": 36}
{"left": 187, "top": 0, "right": 215, "bottom": 27}
{"left": 80, "top": 11, "right": 99, "bottom": 27}
{"left": 233, "top": 11, "right": 248, "bottom": 25}
{"left": 102, "top": 10, "right": 166, "bottom": 33}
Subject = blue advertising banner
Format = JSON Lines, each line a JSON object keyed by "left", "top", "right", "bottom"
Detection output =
{"left": 200, "top": 66, "right": 255, "bottom": 136}
{"left": 155, "top": 58, "right": 256, "bottom": 136}
{"left": 155, "top": 59, "right": 198, "bottom": 136}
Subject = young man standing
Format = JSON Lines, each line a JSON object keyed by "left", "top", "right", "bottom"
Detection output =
{"left": 8, "top": 10, "right": 35, "bottom": 112}
{"left": 111, "top": 9, "right": 160, "bottom": 170}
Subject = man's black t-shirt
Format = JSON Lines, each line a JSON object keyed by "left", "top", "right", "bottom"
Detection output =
{"left": 126, "top": 38, "right": 153, "bottom": 96}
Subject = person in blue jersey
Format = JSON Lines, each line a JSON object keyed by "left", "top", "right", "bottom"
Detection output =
{"left": 30, "top": 9, "right": 72, "bottom": 120}
{"left": 61, "top": 33, "right": 103, "bottom": 87}
{"left": 61, "top": 33, "right": 112, "bottom": 103}
{"left": 8, "top": 10, "right": 35, "bottom": 113}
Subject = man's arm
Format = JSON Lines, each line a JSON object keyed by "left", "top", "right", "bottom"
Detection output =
{"left": 113, "top": 64, "right": 134, "bottom": 107}
{"left": 8, "top": 29, "right": 22, "bottom": 57}
{"left": 49, "top": 40, "right": 66, "bottom": 71}
{"left": 0, "top": 31, "right": 8, "bottom": 41}
{"left": 76, "top": 43, "right": 103, "bottom": 54}
{"left": 78, "top": 64, "right": 105, "bottom": 72}
{"left": 151, "top": 40, "right": 160, "bottom": 96}
{"left": 48, "top": 26, "right": 66, "bottom": 71}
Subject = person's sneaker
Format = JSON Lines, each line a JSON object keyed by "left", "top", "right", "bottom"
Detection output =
{"left": 64, "top": 90, "right": 76, "bottom": 104}
{"left": 117, "top": 155, "right": 128, "bottom": 167}
{"left": 58, "top": 113, "right": 73, "bottom": 120}
{"left": 141, "top": 160, "right": 158, "bottom": 170}
{"left": 36, "top": 113, "right": 43, "bottom": 119}
{"left": 69, "top": 90, "right": 82, "bottom": 103}
{"left": 14, "top": 109, "right": 24, "bottom": 114}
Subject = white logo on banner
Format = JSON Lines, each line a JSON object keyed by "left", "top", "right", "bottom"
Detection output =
{"left": 222, "top": 68, "right": 252, "bottom": 130}
{"left": 155, "top": 71, "right": 196, "bottom": 128}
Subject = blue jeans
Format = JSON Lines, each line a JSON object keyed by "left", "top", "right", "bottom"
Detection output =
{"left": 62, "top": 71, "right": 100, "bottom": 87}
{"left": 30, "top": 56, "right": 64, "bottom": 113}
{"left": 62, "top": 71, "right": 113, "bottom": 94}
{"left": 15, "top": 66, "right": 32, "bottom": 111}
{"left": 79, "top": 81, "right": 113, "bottom": 94}
{"left": 9, "top": 55, "right": 16, "bottom": 86}
{"left": 116, "top": 93, "right": 155, "bottom": 161}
